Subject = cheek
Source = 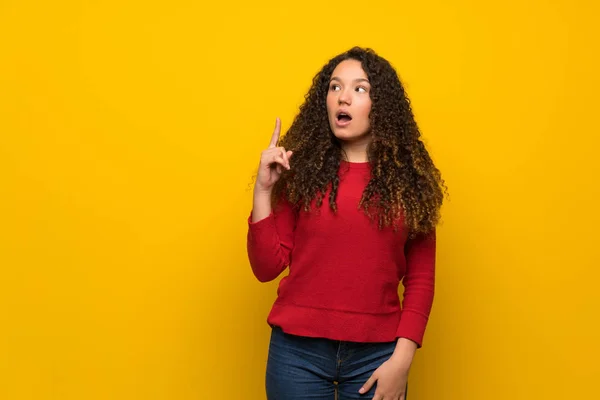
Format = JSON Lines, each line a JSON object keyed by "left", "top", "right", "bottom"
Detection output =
{"left": 326, "top": 95, "right": 335, "bottom": 115}
{"left": 359, "top": 101, "right": 372, "bottom": 120}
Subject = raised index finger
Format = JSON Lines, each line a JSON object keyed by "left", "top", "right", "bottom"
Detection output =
{"left": 268, "top": 117, "right": 281, "bottom": 148}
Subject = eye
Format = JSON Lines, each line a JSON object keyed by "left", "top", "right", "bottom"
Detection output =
{"left": 330, "top": 83, "right": 341, "bottom": 91}
{"left": 356, "top": 86, "right": 368, "bottom": 93}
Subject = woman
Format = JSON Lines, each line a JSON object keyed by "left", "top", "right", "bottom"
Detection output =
{"left": 247, "top": 46, "right": 446, "bottom": 400}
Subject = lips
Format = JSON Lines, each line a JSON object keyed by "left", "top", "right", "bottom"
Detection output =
{"left": 335, "top": 110, "right": 353, "bottom": 127}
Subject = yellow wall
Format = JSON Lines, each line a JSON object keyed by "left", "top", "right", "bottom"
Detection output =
{"left": 1, "top": 0, "right": 598, "bottom": 398}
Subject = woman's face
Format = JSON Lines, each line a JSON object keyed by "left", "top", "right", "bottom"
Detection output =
{"left": 326, "top": 59, "right": 373, "bottom": 144}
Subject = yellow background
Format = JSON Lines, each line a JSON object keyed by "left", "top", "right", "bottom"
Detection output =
{"left": 1, "top": 0, "right": 598, "bottom": 398}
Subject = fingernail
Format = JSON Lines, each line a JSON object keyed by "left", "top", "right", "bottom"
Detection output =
{"left": 358, "top": 388, "right": 365, "bottom": 394}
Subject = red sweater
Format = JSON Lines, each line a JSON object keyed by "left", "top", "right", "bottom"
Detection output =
{"left": 246, "top": 160, "right": 436, "bottom": 347}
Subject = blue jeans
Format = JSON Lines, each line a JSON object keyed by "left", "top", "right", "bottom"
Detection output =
{"left": 265, "top": 326, "right": 408, "bottom": 399}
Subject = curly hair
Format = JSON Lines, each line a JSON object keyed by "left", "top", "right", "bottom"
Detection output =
{"left": 271, "top": 46, "right": 447, "bottom": 237}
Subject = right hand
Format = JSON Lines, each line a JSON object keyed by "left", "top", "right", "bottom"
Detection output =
{"left": 255, "top": 117, "right": 293, "bottom": 193}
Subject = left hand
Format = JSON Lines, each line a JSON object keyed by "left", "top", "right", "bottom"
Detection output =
{"left": 358, "top": 357, "right": 409, "bottom": 400}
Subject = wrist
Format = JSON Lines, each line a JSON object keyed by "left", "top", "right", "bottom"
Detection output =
{"left": 253, "top": 185, "right": 272, "bottom": 197}
{"left": 390, "top": 338, "right": 417, "bottom": 367}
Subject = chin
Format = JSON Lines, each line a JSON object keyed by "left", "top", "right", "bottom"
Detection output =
{"left": 331, "top": 129, "right": 369, "bottom": 142}
{"left": 333, "top": 132, "right": 356, "bottom": 141}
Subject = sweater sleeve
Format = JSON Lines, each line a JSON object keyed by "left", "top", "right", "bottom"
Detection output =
{"left": 396, "top": 229, "right": 436, "bottom": 348}
{"left": 246, "top": 196, "right": 296, "bottom": 282}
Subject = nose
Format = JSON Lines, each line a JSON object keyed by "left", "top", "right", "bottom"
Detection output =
{"left": 338, "top": 88, "right": 352, "bottom": 105}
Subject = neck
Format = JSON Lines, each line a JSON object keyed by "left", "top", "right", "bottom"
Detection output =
{"left": 340, "top": 136, "right": 371, "bottom": 162}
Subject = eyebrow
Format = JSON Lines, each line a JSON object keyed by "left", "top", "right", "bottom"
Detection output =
{"left": 329, "top": 76, "right": 370, "bottom": 84}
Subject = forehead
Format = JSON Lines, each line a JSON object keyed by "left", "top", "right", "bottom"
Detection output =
{"left": 330, "top": 59, "right": 368, "bottom": 81}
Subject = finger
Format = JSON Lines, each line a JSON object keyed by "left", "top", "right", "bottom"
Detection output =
{"left": 372, "top": 394, "right": 384, "bottom": 400}
{"left": 358, "top": 374, "right": 377, "bottom": 394}
{"left": 263, "top": 147, "right": 291, "bottom": 159}
{"left": 261, "top": 150, "right": 284, "bottom": 168}
{"left": 280, "top": 148, "right": 290, "bottom": 170}
{"left": 271, "top": 154, "right": 288, "bottom": 171}
{"left": 268, "top": 117, "right": 281, "bottom": 149}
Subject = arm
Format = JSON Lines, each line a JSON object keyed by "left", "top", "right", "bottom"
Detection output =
{"left": 247, "top": 117, "right": 295, "bottom": 282}
{"left": 358, "top": 230, "right": 436, "bottom": 397}
{"left": 246, "top": 190, "right": 296, "bottom": 283}
{"left": 395, "top": 229, "right": 436, "bottom": 349}
{"left": 247, "top": 190, "right": 296, "bottom": 282}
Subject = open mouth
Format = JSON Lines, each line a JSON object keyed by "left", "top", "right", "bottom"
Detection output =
{"left": 335, "top": 110, "right": 352, "bottom": 128}
{"left": 336, "top": 111, "right": 353, "bottom": 123}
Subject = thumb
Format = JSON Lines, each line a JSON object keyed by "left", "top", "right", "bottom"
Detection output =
{"left": 358, "top": 373, "right": 377, "bottom": 394}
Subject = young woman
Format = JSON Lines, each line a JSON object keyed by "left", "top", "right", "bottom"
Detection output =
{"left": 247, "top": 46, "right": 446, "bottom": 400}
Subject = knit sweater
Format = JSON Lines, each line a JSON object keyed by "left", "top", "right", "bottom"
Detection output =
{"left": 246, "top": 160, "right": 436, "bottom": 347}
